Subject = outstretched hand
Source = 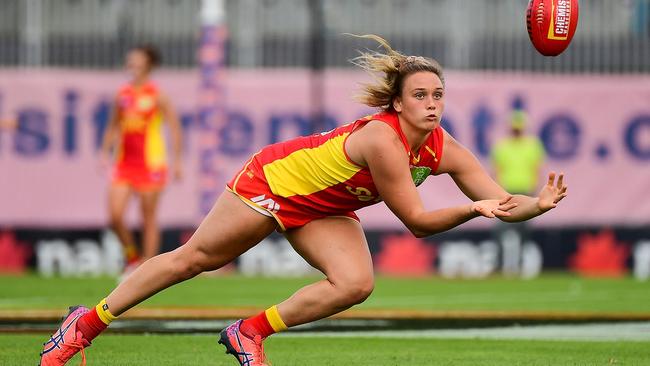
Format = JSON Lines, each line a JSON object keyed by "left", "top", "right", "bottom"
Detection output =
{"left": 537, "top": 172, "right": 568, "bottom": 212}
{"left": 471, "top": 196, "right": 518, "bottom": 219}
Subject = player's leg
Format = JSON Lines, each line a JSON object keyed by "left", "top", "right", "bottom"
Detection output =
{"left": 137, "top": 189, "right": 161, "bottom": 261}
{"left": 108, "top": 184, "right": 139, "bottom": 263}
{"left": 220, "top": 216, "right": 373, "bottom": 366}
{"left": 40, "top": 191, "right": 277, "bottom": 365}
{"left": 106, "top": 190, "right": 277, "bottom": 315}
{"left": 279, "top": 216, "right": 374, "bottom": 325}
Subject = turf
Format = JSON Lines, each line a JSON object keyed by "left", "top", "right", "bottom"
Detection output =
{"left": 0, "top": 273, "right": 648, "bottom": 313}
{"left": 5, "top": 333, "right": 649, "bottom": 366}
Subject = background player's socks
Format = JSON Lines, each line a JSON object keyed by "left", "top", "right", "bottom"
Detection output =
{"left": 240, "top": 305, "right": 287, "bottom": 339}
{"left": 123, "top": 242, "right": 140, "bottom": 264}
{"left": 77, "top": 299, "right": 116, "bottom": 341}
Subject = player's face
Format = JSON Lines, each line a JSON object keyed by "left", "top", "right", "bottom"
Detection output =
{"left": 393, "top": 71, "right": 445, "bottom": 132}
{"left": 126, "top": 50, "right": 151, "bottom": 78}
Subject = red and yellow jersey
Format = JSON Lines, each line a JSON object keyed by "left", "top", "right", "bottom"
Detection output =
{"left": 229, "top": 110, "right": 444, "bottom": 229}
{"left": 114, "top": 82, "right": 166, "bottom": 170}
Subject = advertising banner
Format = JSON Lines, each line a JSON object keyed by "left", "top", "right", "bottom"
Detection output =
{"left": 1, "top": 70, "right": 649, "bottom": 228}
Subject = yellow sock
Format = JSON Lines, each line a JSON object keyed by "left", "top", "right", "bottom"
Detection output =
{"left": 123, "top": 243, "right": 140, "bottom": 263}
{"left": 95, "top": 298, "right": 118, "bottom": 325}
{"left": 264, "top": 305, "right": 288, "bottom": 333}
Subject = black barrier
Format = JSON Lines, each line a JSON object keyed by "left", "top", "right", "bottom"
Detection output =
{"left": 1, "top": 226, "right": 649, "bottom": 280}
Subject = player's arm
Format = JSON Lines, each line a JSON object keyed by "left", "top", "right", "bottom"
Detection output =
{"left": 350, "top": 122, "right": 515, "bottom": 238}
{"left": 100, "top": 97, "right": 121, "bottom": 165}
{"left": 159, "top": 93, "right": 183, "bottom": 180}
{"left": 436, "top": 130, "right": 567, "bottom": 222}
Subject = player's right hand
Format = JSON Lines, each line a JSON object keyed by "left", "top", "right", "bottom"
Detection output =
{"left": 471, "top": 196, "right": 517, "bottom": 218}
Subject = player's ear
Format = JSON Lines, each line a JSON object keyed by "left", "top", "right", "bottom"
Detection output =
{"left": 393, "top": 96, "right": 403, "bottom": 113}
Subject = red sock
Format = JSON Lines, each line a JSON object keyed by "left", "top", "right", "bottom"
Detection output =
{"left": 239, "top": 311, "right": 275, "bottom": 339}
{"left": 76, "top": 308, "right": 108, "bottom": 341}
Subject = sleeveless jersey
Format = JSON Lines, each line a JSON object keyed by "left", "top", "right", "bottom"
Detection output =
{"left": 114, "top": 82, "right": 166, "bottom": 170}
{"left": 230, "top": 110, "right": 444, "bottom": 227}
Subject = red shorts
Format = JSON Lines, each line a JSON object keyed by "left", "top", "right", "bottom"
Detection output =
{"left": 112, "top": 164, "right": 167, "bottom": 192}
{"left": 227, "top": 156, "right": 358, "bottom": 231}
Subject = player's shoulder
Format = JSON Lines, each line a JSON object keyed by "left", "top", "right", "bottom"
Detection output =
{"left": 353, "top": 120, "right": 403, "bottom": 154}
{"left": 143, "top": 81, "right": 160, "bottom": 93}
{"left": 358, "top": 119, "right": 400, "bottom": 140}
{"left": 439, "top": 127, "right": 460, "bottom": 149}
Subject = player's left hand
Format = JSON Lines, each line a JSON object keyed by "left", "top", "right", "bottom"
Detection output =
{"left": 537, "top": 172, "right": 567, "bottom": 212}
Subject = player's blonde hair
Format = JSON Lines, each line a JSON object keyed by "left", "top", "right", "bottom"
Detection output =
{"left": 350, "top": 34, "right": 444, "bottom": 112}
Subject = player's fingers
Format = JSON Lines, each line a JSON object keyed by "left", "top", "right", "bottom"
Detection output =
{"left": 556, "top": 173, "right": 564, "bottom": 189}
{"left": 492, "top": 209, "right": 512, "bottom": 217}
{"left": 499, "top": 195, "right": 513, "bottom": 205}
{"left": 499, "top": 202, "right": 518, "bottom": 211}
{"left": 547, "top": 172, "right": 556, "bottom": 186}
{"left": 484, "top": 211, "right": 496, "bottom": 218}
{"left": 554, "top": 193, "right": 568, "bottom": 203}
{"left": 476, "top": 206, "right": 494, "bottom": 218}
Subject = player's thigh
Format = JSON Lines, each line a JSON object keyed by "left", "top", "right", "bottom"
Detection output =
{"left": 108, "top": 184, "right": 132, "bottom": 218}
{"left": 284, "top": 216, "right": 373, "bottom": 285}
{"left": 176, "top": 191, "right": 279, "bottom": 270}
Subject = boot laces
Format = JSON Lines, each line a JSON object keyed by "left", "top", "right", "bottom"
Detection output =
{"left": 58, "top": 332, "right": 89, "bottom": 366}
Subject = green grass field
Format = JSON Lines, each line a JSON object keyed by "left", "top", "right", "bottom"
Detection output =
{"left": 2, "top": 274, "right": 649, "bottom": 365}
{"left": 5, "top": 333, "right": 650, "bottom": 366}
{"left": 1, "top": 273, "right": 649, "bottom": 313}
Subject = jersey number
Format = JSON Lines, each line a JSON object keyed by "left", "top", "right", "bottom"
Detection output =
{"left": 346, "top": 186, "right": 380, "bottom": 202}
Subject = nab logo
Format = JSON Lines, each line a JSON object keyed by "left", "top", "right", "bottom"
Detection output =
{"left": 251, "top": 194, "right": 280, "bottom": 213}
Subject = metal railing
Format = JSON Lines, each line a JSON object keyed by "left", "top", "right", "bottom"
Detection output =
{"left": 1, "top": 0, "right": 649, "bottom": 72}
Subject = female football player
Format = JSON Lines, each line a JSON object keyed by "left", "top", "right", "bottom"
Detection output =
{"left": 40, "top": 35, "right": 566, "bottom": 366}
{"left": 99, "top": 45, "right": 183, "bottom": 277}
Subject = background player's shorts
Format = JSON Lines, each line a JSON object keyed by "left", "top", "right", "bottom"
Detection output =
{"left": 112, "top": 164, "right": 167, "bottom": 192}
{"left": 227, "top": 157, "right": 358, "bottom": 231}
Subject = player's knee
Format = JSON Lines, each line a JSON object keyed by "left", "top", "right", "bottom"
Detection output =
{"left": 338, "top": 277, "right": 375, "bottom": 305}
{"left": 169, "top": 247, "right": 207, "bottom": 281}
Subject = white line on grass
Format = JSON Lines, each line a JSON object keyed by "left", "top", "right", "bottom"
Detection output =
{"left": 278, "top": 322, "right": 650, "bottom": 342}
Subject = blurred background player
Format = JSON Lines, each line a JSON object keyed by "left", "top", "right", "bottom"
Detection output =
{"left": 490, "top": 101, "right": 546, "bottom": 276}
{"left": 100, "top": 45, "right": 183, "bottom": 277}
{"left": 0, "top": 117, "right": 17, "bottom": 131}
{"left": 39, "top": 35, "right": 567, "bottom": 366}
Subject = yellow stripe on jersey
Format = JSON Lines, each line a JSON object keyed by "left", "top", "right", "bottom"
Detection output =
{"left": 145, "top": 113, "right": 167, "bottom": 169}
{"left": 263, "top": 133, "right": 361, "bottom": 198}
